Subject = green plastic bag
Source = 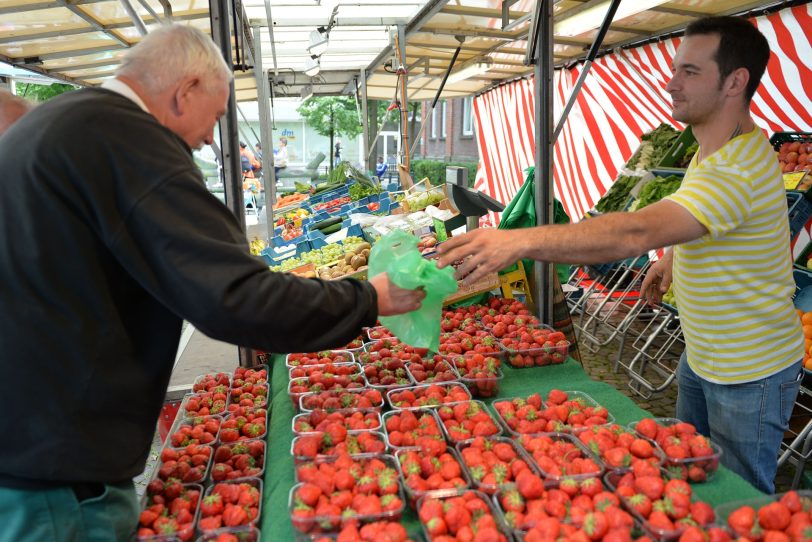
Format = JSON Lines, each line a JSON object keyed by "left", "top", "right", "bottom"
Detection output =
{"left": 368, "top": 230, "right": 458, "bottom": 352}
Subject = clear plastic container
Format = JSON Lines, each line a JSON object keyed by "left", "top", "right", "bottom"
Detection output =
{"left": 627, "top": 417, "right": 722, "bottom": 483}
{"left": 220, "top": 407, "right": 267, "bottom": 442}
{"left": 285, "top": 350, "right": 355, "bottom": 368}
{"left": 714, "top": 490, "right": 812, "bottom": 534}
{"left": 515, "top": 432, "right": 603, "bottom": 483}
{"left": 288, "top": 473, "right": 406, "bottom": 534}
{"left": 339, "top": 336, "right": 365, "bottom": 352}
{"left": 194, "top": 526, "right": 260, "bottom": 542}
{"left": 415, "top": 489, "right": 512, "bottom": 541}
{"left": 542, "top": 390, "right": 615, "bottom": 434}
{"left": 209, "top": 438, "right": 265, "bottom": 483}
{"left": 298, "top": 388, "right": 385, "bottom": 413}
{"left": 290, "top": 430, "right": 388, "bottom": 463}
{"left": 154, "top": 444, "right": 213, "bottom": 484}
{"left": 166, "top": 414, "right": 222, "bottom": 449}
{"left": 228, "top": 382, "right": 269, "bottom": 410}
{"left": 288, "top": 375, "right": 366, "bottom": 407}
{"left": 499, "top": 340, "right": 569, "bottom": 368}
{"left": 395, "top": 447, "right": 471, "bottom": 508}
{"left": 199, "top": 478, "right": 262, "bottom": 532}
{"left": 136, "top": 482, "right": 202, "bottom": 541}
{"left": 381, "top": 408, "right": 446, "bottom": 455}
{"left": 288, "top": 361, "right": 361, "bottom": 380}
{"left": 436, "top": 400, "right": 503, "bottom": 445}
{"left": 604, "top": 468, "right": 711, "bottom": 541}
{"left": 437, "top": 330, "right": 502, "bottom": 358}
{"left": 293, "top": 453, "right": 400, "bottom": 486}
{"left": 445, "top": 354, "right": 504, "bottom": 398}
{"left": 231, "top": 364, "right": 269, "bottom": 388}
{"left": 192, "top": 371, "right": 232, "bottom": 394}
{"left": 180, "top": 391, "right": 229, "bottom": 418}
{"left": 360, "top": 361, "right": 415, "bottom": 392}
{"left": 490, "top": 395, "right": 548, "bottom": 437}
{"left": 455, "top": 436, "right": 540, "bottom": 495}
{"left": 291, "top": 408, "right": 382, "bottom": 436}
{"left": 366, "top": 325, "right": 396, "bottom": 341}
{"left": 386, "top": 382, "right": 472, "bottom": 410}
{"left": 360, "top": 340, "right": 429, "bottom": 363}
{"left": 405, "top": 358, "right": 460, "bottom": 384}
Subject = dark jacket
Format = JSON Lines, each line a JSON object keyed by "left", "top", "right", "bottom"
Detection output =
{"left": 0, "top": 88, "right": 377, "bottom": 486}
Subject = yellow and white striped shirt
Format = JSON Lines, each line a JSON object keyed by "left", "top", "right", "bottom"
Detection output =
{"left": 664, "top": 127, "right": 804, "bottom": 384}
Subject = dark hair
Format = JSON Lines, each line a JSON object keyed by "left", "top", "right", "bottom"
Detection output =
{"left": 239, "top": 141, "right": 246, "bottom": 148}
{"left": 684, "top": 16, "right": 770, "bottom": 102}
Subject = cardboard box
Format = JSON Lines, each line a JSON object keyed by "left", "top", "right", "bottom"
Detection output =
{"left": 444, "top": 272, "right": 500, "bottom": 306}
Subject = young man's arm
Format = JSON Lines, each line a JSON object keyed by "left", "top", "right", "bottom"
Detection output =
{"left": 436, "top": 199, "right": 706, "bottom": 283}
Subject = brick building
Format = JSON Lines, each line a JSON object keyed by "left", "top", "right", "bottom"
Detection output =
{"left": 416, "top": 96, "right": 479, "bottom": 162}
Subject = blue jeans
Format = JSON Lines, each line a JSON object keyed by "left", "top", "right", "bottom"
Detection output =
{"left": 0, "top": 481, "right": 138, "bottom": 542}
{"left": 676, "top": 352, "right": 802, "bottom": 494}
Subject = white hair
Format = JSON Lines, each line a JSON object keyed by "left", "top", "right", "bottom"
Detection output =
{"left": 0, "top": 90, "right": 33, "bottom": 136}
{"left": 116, "top": 24, "right": 232, "bottom": 94}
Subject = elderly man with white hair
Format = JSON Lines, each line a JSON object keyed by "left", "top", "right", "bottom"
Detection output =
{"left": 0, "top": 24, "right": 423, "bottom": 541}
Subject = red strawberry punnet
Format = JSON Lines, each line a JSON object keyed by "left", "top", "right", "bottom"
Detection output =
{"left": 136, "top": 481, "right": 200, "bottom": 541}
{"left": 228, "top": 381, "right": 268, "bottom": 409}
{"left": 457, "top": 436, "right": 535, "bottom": 495}
{"left": 491, "top": 394, "right": 546, "bottom": 435}
{"left": 288, "top": 374, "right": 366, "bottom": 406}
{"left": 193, "top": 372, "right": 231, "bottom": 394}
{"left": 518, "top": 433, "right": 602, "bottom": 482}
{"left": 406, "top": 357, "right": 460, "bottom": 384}
{"left": 499, "top": 326, "right": 569, "bottom": 367}
{"left": 436, "top": 400, "right": 502, "bottom": 444}
{"left": 168, "top": 415, "right": 221, "bottom": 448}
{"left": 199, "top": 480, "right": 262, "bottom": 532}
{"left": 210, "top": 439, "right": 265, "bottom": 482}
{"left": 292, "top": 409, "right": 382, "bottom": 435}
{"left": 299, "top": 389, "right": 384, "bottom": 413}
{"left": 339, "top": 335, "right": 365, "bottom": 351}
{"left": 577, "top": 423, "right": 664, "bottom": 472}
{"left": 289, "top": 361, "right": 361, "bottom": 380}
{"left": 291, "top": 454, "right": 405, "bottom": 534}
{"left": 359, "top": 338, "right": 428, "bottom": 364}
{"left": 438, "top": 330, "right": 501, "bottom": 357}
{"left": 630, "top": 417, "right": 721, "bottom": 482}
{"left": 286, "top": 350, "right": 355, "bottom": 368}
{"left": 220, "top": 407, "right": 267, "bottom": 443}
{"left": 417, "top": 490, "right": 511, "bottom": 541}
{"left": 366, "top": 326, "right": 396, "bottom": 341}
{"left": 396, "top": 449, "right": 469, "bottom": 507}
{"left": 360, "top": 354, "right": 415, "bottom": 390}
{"left": 445, "top": 353, "right": 503, "bottom": 398}
{"left": 156, "top": 444, "right": 212, "bottom": 484}
{"left": 183, "top": 390, "right": 228, "bottom": 417}
{"left": 531, "top": 390, "right": 613, "bottom": 433}
{"left": 309, "top": 521, "right": 415, "bottom": 542}
{"left": 383, "top": 409, "right": 446, "bottom": 456}
{"left": 386, "top": 383, "right": 472, "bottom": 410}
{"left": 291, "top": 430, "right": 387, "bottom": 461}
{"left": 231, "top": 366, "right": 268, "bottom": 389}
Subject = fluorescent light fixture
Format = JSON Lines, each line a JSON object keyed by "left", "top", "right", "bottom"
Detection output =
{"left": 555, "top": 0, "right": 671, "bottom": 38}
{"left": 304, "top": 56, "right": 320, "bottom": 77}
{"left": 447, "top": 57, "right": 493, "bottom": 84}
{"left": 307, "top": 28, "right": 329, "bottom": 56}
{"left": 300, "top": 84, "right": 314, "bottom": 100}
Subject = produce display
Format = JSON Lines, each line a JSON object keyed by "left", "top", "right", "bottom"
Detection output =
{"left": 719, "top": 490, "right": 811, "bottom": 541}
{"left": 137, "top": 481, "right": 201, "bottom": 540}
{"left": 625, "top": 123, "right": 681, "bottom": 170}
{"left": 199, "top": 480, "right": 262, "bottom": 532}
{"left": 273, "top": 192, "right": 308, "bottom": 210}
{"left": 594, "top": 174, "right": 643, "bottom": 213}
{"left": 316, "top": 242, "right": 370, "bottom": 280}
{"left": 211, "top": 439, "right": 265, "bottom": 481}
{"left": 286, "top": 350, "right": 355, "bottom": 368}
{"left": 396, "top": 448, "right": 469, "bottom": 505}
{"left": 629, "top": 417, "right": 721, "bottom": 482}
{"left": 800, "top": 310, "right": 812, "bottom": 371}
{"left": 383, "top": 409, "right": 446, "bottom": 453}
{"left": 417, "top": 490, "right": 511, "bottom": 541}
{"left": 457, "top": 436, "right": 535, "bottom": 494}
{"left": 402, "top": 186, "right": 445, "bottom": 212}
{"left": 269, "top": 237, "right": 367, "bottom": 272}
{"left": 313, "top": 196, "right": 352, "bottom": 212}
{"left": 629, "top": 174, "right": 682, "bottom": 211}
{"left": 517, "top": 433, "right": 602, "bottom": 482}
{"left": 292, "top": 409, "right": 382, "bottom": 435}
{"left": 386, "top": 383, "right": 472, "bottom": 410}
{"left": 445, "top": 353, "right": 503, "bottom": 398}
{"left": 436, "top": 400, "right": 502, "bottom": 443}
{"left": 777, "top": 138, "right": 812, "bottom": 173}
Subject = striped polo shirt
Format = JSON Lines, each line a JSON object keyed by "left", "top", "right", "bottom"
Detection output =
{"left": 664, "top": 126, "right": 804, "bottom": 384}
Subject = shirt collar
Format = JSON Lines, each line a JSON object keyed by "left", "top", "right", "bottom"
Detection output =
{"left": 101, "top": 78, "right": 150, "bottom": 114}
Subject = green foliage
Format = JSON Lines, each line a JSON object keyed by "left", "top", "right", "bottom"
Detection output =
{"left": 411, "top": 160, "right": 478, "bottom": 187}
{"left": 296, "top": 96, "right": 364, "bottom": 140}
{"left": 15, "top": 82, "right": 76, "bottom": 102}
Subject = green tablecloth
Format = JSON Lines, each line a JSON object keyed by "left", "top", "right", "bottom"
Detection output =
{"left": 262, "top": 356, "right": 764, "bottom": 540}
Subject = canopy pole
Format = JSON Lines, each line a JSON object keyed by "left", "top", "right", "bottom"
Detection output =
{"left": 552, "top": 0, "right": 622, "bottom": 143}
{"left": 394, "top": 25, "right": 411, "bottom": 176}
{"left": 119, "top": 0, "right": 148, "bottom": 35}
{"left": 533, "top": 0, "right": 554, "bottom": 324}
{"left": 253, "top": 25, "right": 276, "bottom": 243}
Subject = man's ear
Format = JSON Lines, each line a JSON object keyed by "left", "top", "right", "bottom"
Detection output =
{"left": 725, "top": 67, "right": 750, "bottom": 99}
{"left": 173, "top": 77, "right": 200, "bottom": 115}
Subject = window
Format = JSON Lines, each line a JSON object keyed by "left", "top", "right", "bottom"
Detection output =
{"left": 462, "top": 96, "right": 474, "bottom": 136}
{"left": 430, "top": 102, "right": 437, "bottom": 139}
{"left": 441, "top": 101, "right": 447, "bottom": 138}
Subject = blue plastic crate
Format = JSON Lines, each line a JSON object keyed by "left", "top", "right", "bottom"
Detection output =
{"left": 788, "top": 192, "right": 812, "bottom": 239}
{"left": 308, "top": 224, "right": 363, "bottom": 249}
{"left": 260, "top": 239, "right": 312, "bottom": 265}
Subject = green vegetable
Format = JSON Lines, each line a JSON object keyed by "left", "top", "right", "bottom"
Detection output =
{"left": 626, "top": 124, "right": 681, "bottom": 170}
{"left": 631, "top": 174, "right": 682, "bottom": 210}
{"left": 675, "top": 142, "right": 699, "bottom": 168}
{"left": 349, "top": 182, "right": 381, "bottom": 201}
{"left": 594, "top": 175, "right": 640, "bottom": 213}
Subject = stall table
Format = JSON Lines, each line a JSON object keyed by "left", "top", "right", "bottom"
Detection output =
{"left": 262, "top": 355, "right": 763, "bottom": 539}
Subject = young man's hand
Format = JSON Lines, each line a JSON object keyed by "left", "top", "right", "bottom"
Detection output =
{"left": 640, "top": 250, "right": 673, "bottom": 306}
{"left": 369, "top": 273, "right": 425, "bottom": 316}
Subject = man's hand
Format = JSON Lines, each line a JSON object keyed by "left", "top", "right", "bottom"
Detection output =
{"left": 369, "top": 272, "right": 426, "bottom": 316}
{"left": 436, "top": 229, "right": 522, "bottom": 284}
{"left": 640, "top": 250, "right": 673, "bottom": 306}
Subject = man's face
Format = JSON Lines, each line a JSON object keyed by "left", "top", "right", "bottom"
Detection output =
{"left": 175, "top": 78, "right": 230, "bottom": 150}
{"left": 665, "top": 34, "right": 726, "bottom": 125}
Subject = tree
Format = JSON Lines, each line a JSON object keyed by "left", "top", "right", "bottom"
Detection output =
{"left": 296, "top": 96, "right": 364, "bottom": 172}
{"left": 15, "top": 82, "right": 76, "bottom": 102}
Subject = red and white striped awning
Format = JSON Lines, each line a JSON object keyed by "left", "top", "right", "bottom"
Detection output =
{"left": 474, "top": 3, "right": 812, "bottom": 227}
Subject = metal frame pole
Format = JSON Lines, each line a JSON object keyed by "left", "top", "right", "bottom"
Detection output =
{"left": 552, "top": 0, "right": 622, "bottom": 142}
{"left": 253, "top": 25, "right": 276, "bottom": 242}
{"left": 533, "top": 0, "right": 554, "bottom": 324}
{"left": 209, "top": 0, "right": 246, "bottom": 231}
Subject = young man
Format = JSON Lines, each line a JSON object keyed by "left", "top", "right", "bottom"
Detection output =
{"left": 437, "top": 16, "right": 803, "bottom": 494}
{"left": 0, "top": 24, "right": 423, "bottom": 541}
